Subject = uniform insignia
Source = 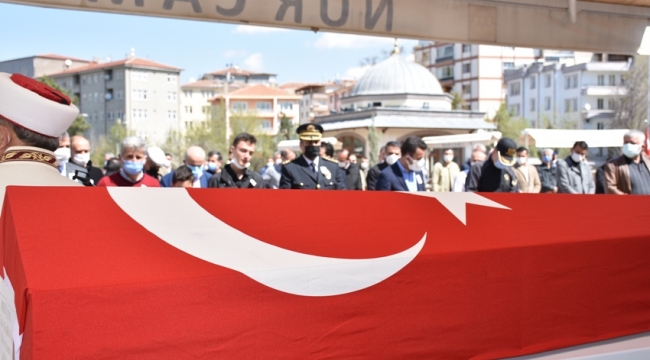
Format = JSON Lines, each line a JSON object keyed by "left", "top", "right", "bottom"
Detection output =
{"left": 512, "top": 179, "right": 518, "bottom": 186}
{"left": 0, "top": 149, "right": 57, "bottom": 169}
{"left": 307, "top": 125, "right": 315, "bottom": 132}
{"left": 322, "top": 156, "right": 337, "bottom": 163}
{"left": 320, "top": 166, "right": 331, "bottom": 180}
{"left": 504, "top": 173, "right": 510, "bottom": 182}
{"left": 282, "top": 160, "right": 291, "bottom": 165}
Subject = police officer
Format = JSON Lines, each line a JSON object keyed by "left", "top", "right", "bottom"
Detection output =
{"left": 279, "top": 124, "right": 346, "bottom": 190}
{"left": 467, "top": 137, "right": 519, "bottom": 193}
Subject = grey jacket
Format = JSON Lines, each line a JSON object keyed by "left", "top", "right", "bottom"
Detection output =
{"left": 556, "top": 157, "right": 595, "bottom": 194}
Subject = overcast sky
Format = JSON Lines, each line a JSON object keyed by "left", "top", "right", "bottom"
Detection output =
{"left": 0, "top": 2, "right": 419, "bottom": 84}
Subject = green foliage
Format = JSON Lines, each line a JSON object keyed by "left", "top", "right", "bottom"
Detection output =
{"left": 494, "top": 103, "right": 529, "bottom": 142}
{"left": 450, "top": 92, "right": 467, "bottom": 110}
{"left": 368, "top": 117, "right": 380, "bottom": 167}
{"left": 275, "top": 113, "right": 297, "bottom": 142}
{"left": 38, "top": 76, "right": 90, "bottom": 136}
{"left": 91, "top": 120, "right": 131, "bottom": 165}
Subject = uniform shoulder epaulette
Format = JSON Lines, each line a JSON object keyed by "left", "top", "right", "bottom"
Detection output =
{"left": 322, "top": 156, "right": 337, "bottom": 163}
{"left": 282, "top": 159, "right": 291, "bottom": 165}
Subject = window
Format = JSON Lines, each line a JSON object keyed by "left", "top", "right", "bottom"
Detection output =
{"left": 260, "top": 120, "right": 272, "bottom": 130}
{"left": 202, "top": 91, "right": 214, "bottom": 99}
{"left": 115, "top": 90, "right": 124, "bottom": 100}
{"left": 597, "top": 99, "right": 604, "bottom": 110}
{"left": 167, "top": 110, "right": 177, "bottom": 122}
{"left": 545, "top": 74, "right": 551, "bottom": 88}
{"left": 544, "top": 97, "right": 551, "bottom": 111}
{"left": 167, "top": 92, "right": 177, "bottom": 101}
{"left": 621, "top": 75, "right": 626, "bottom": 85}
{"left": 184, "top": 91, "right": 193, "bottom": 98}
{"left": 597, "top": 75, "right": 604, "bottom": 86}
{"left": 461, "top": 83, "right": 471, "bottom": 95}
{"left": 202, "top": 106, "right": 210, "bottom": 114}
{"left": 608, "top": 99, "right": 616, "bottom": 110}
{"left": 167, "top": 75, "right": 177, "bottom": 83}
{"left": 436, "top": 45, "right": 454, "bottom": 60}
{"left": 502, "top": 62, "right": 515, "bottom": 70}
{"left": 104, "top": 70, "right": 113, "bottom": 81}
{"left": 132, "top": 109, "right": 148, "bottom": 122}
{"left": 509, "top": 104, "right": 521, "bottom": 116}
{"left": 565, "top": 99, "right": 571, "bottom": 113}
{"left": 509, "top": 82, "right": 521, "bottom": 96}
{"left": 530, "top": 99, "right": 536, "bottom": 112}
{"left": 530, "top": 76, "right": 536, "bottom": 90}
{"left": 572, "top": 75, "right": 578, "bottom": 88}
{"left": 280, "top": 102, "right": 294, "bottom": 110}
{"left": 93, "top": 74, "right": 99, "bottom": 84}
{"left": 462, "top": 63, "right": 471, "bottom": 74}
{"left": 422, "top": 102, "right": 429, "bottom": 109}
{"left": 436, "top": 65, "right": 454, "bottom": 80}
{"left": 256, "top": 102, "right": 272, "bottom": 112}
{"left": 232, "top": 102, "right": 248, "bottom": 111}
{"left": 564, "top": 76, "right": 571, "bottom": 89}
{"left": 132, "top": 71, "right": 148, "bottom": 82}
{"left": 185, "top": 106, "right": 193, "bottom": 113}
{"left": 609, "top": 75, "right": 616, "bottom": 86}
{"left": 597, "top": 122, "right": 605, "bottom": 130}
{"left": 462, "top": 44, "right": 471, "bottom": 53}
{"left": 132, "top": 89, "right": 148, "bottom": 101}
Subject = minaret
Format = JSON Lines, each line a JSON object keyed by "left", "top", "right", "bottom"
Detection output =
{"left": 392, "top": 38, "right": 400, "bottom": 55}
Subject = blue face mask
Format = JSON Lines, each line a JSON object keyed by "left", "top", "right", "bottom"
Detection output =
{"left": 207, "top": 163, "right": 218, "bottom": 172}
{"left": 123, "top": 161, "right": 144, "bottom": 175}
{"left": 542, "top": 155, "right": 552, "bottom": 163}
{"left": 189, "top": 165, "right": 203, "bottom": 177}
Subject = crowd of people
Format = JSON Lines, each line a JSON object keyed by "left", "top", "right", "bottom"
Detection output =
{"left": 51, "top": 121, "right": 650, "bottom": 196}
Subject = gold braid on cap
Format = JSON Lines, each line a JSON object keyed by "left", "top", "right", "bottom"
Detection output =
{"left": 0, "top": 150, "right": 57, "bottom": 168}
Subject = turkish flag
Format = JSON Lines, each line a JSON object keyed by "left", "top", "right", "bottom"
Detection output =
{"left": 645, "top": 126, "right": 650, "bottom": 155}
{"left": 2, "top": 187, "right": 650, "bottom": 359}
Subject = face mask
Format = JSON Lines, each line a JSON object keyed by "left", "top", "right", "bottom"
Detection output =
{"left": 304, "top": 145, "right": 320, "bottom": 160}
{"left": 542, "top": 155, "right": 552, "bottom": 163}
{"left": 275, "top": 159, "right": 283, "bottom": 165}
{"left": 207, "top": 162, "right": 218, "bottom": 172}
{"left": 622, "top": 143, "right": 642, "bottom": 159}
{"left": 338, "top": 162, "right": 347, "bottom": 168}
{"left": 443, "top": 155, "right": 453, "bottom": 163}
{"left": 54, "top": 147, "right": 70, "bottom": 165}
{"left": 516, "top": 157, "right": 527, "bottom": 165}
{"left": 361, "top": 162, "right": 369, "bottom": 170}
{"left": 266, "top": 162, "right": 274, "bottom": 167}
{"left": 571, "top": 152, "right": 583, "bottom": 163}
{"left": 72, "top": 153, "right": 90, "bottom": 166}
{"left": 494, "top": 157, "right": 507, "bottom": 170}
{"left": 407, "top": 156, "right": 426, "bottom": 172}
{"left": 123, "top": 160, "right": 144, "bottom": 176}
{"left": 189, "top": 165, "right": 203, "bottom": 177}
{"left": 231, "top": 158, "right": 250, "bottom": 170}
{"left": 385, "top": 154, "right": 400, "bottom": 166}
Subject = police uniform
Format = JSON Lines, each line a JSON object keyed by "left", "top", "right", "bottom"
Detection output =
{"left": 467, "top": 137, "right": 520, "bottom": 193}
{"left": 279, "top": 124, "right": 347, "bottom": 190}
{"left": 0, "top": 74, "right": 82, "bottom": 210}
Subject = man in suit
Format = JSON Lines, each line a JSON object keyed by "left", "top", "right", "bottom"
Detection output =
{"left": 279, "top": 124, "right": 346, "bottom": 190}
{"left": 366, "top": 141, "right": 401, "bottom": 191}
{"left": 513, "top": 146, "right": 541, "bottom": 193}
{"left": 161, "top": 146, "right": 212, "bottom": 188}
{"left": 67, "top": 135, "right": 103, "bottom": 185}
{"left": 376, "top": 137, "right": 427, "bottom": 192}
{"left": 337, "top": 149, "right": 363, "bottom": 190}
{"left": 467, "top": 137, "right": 519, "bottom": 193}
{"left": 556, "top": 141, "right": 595, "bottom": 194}
{"left": 605, "top": 130, "right": 650, "bottom": 195}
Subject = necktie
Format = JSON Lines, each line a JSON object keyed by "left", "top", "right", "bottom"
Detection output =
{"left": 311, "top": 162, "right": 317, "bottom": 174}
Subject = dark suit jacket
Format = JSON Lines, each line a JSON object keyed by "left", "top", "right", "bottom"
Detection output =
{"left": 376, "top": 162, "right": 426, "bottom": 191}
{"left": 65, "top": 161, "right": 103, "bottom": 186}
{"left": 344, "top": 163, "right": 363, "bottom": 190}
{"left": 279, "top": 156, "right": 346, "bottom": 190}
{"left": 366, "top": 162, "right": 388, "bottom": 191}
{"left": 604, "top": 155, "right": 650, "bottom": 194}
{"left": 208, "top": 164, "right": 263, "bottom": 189}
{"left": 160, "top": 170, "right": 212, "bottom": 188}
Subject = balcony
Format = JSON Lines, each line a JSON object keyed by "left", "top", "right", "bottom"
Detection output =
{"left": 581, "top": 86, "right": 627, "bottom": 97}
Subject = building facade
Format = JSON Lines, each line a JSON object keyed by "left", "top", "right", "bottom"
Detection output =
{"left": 504, "top": 61, "right": 631, "bottom": 130}
{"left": 0, "top": 54, "right": 91, "bottom": 78}
{"left": 414, "top": 42, "right": 538, "bottom": 118}
{"left": 50, "top": 57, "right": 182, "bottom": 145}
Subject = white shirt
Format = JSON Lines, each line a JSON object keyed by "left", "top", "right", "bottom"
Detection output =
{"left": 304, "top": 156, "right": 320, "bottom": 173}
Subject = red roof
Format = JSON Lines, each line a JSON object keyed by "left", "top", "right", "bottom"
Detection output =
{"left": 212, "top": 84, "right": 300, "bottom": 100}
{"left": 207, "top": 67, "right": 276, "bottom": 77}
{"left": 48, "top": 57, "right": 182, "bottom": 77}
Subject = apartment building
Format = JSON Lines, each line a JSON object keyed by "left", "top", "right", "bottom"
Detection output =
{"left": 0, "top": 54, "right": 91, "bottom": 78}
{"left": 202, "top": 66, "right": 277, "bottom": 87}
{"left": 50, "top": 57, "right": 182, "bottom": 145}
{"left": 211, "top": 84, "right": 301, "bottom": 138}
{"left": 296, "top": 82, "right": 354, "bottom": 124}
{"left": 414, "top": 42, "right": 537, "bottom": 118}
{"left": 504, "top": 60, "right": 631, "bottom": 130}
{"left": 180, "top": 79, "right": 247, "bottom": 127}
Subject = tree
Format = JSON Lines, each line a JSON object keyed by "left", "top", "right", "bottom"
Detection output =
{"left": 367, "top": 117, "right": 380, "bottom": 167}
{"left": 494, "top": 103, "right": 529, "bottom": 142}
{"left": 38, "top": 76, "right": 91, "bottom": 136}
{"left": 90, "top": 119, "right": 131, "bottom": 165}
{"left": 451, "top": 92, "right": 467, "bottom": 110}
{"left": 612, "top": 56, "right": 648, "bottom": 130}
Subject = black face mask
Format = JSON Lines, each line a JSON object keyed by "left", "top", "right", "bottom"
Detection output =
{"left": 304, "top": 145, "right": 320, "bottom": 160}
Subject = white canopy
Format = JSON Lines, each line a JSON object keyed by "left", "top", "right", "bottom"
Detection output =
{"left": 422, "top": 132, "right": 502, "bottom": 149}
{"left": 520, "top": 129, "right": 630, "bottom": 148}
{"left": 277, "top": 137, "right": 340, "bottom": 152}
{"left": 3, "top": 0, "right": 650, "bottom": 53}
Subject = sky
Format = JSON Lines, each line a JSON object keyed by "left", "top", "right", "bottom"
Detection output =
{"left": 0, "top": 2, "right": 419, "bottom": 84}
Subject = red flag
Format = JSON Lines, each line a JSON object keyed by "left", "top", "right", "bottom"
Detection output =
{"left": 646, "top": 126, "right": 650, "bottom": 155}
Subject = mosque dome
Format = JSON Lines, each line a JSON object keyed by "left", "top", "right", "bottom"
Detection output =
{"left": 350, "top": 52, "right": 444, "bottom": 97}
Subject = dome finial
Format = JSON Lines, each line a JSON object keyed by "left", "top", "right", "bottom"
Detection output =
{"left": 392, "top": 38, "right": 400, "bottom": 55}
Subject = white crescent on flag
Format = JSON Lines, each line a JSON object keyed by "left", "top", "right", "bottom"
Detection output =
{"left": 108, "top": 188, "right": 426, "bottom": 297}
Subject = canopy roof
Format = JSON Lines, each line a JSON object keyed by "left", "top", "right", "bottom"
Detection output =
{"left": 521, "top": 128, "right": 630, "bottom": 148}
{"left": 4, "top": 0, "right": 650, "bottom": 53}
{"left": 423, "top": 132, "right": 502, "bottom": 149}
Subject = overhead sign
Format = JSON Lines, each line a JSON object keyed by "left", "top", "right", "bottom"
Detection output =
{"left": 2, "top": 0, "right": 650, "bottom": 53}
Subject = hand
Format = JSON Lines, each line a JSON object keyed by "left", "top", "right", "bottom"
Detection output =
{"left": 553, "top": 187, "right": 558, "bottom": 193}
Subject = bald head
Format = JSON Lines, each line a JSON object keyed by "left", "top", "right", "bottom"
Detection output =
{"left": 185, "top": 146, "right": 206, "bottom": 167}
{"left": 337, "top": 149, "right": 350, "bottom": 162}
{"left": 70, "top": 135, "right": 90, "bottom": 156}
{"left": 471, "top": 149, "right": 486, "bottom": 163}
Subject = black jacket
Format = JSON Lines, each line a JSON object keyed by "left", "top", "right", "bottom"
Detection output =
{"left": 279, "top": 156, "right": 346, "bottom": 190}
{"left": 344, "top": 163, "right": 363, "bottom": 190}
{"left": 366, "top": 162, "right": 388, "bottom": 191}
{"left": 65, "top": 161, "right": 103, "bottom": 186}
{"left": 208, "top": 164, "right": 262, "bottom": 189}
{"left": 467, "top": 160, "right": 519, "bottom": 193}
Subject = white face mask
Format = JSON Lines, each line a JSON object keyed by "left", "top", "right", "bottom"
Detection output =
{"left": 622, "top": 143, "right": 642, "bottom": 159}
{"left": 408, "top": 156, "right": 426, "bottom": 172}
{"left": 494, "top": 156, "right": 507, "bottom": 170}
{"left": 571, "top": 152, "right": 583, "bottom": 163}
{"left": 385, "top": 154, "right": 400, "bottom": 166}
{"left": 231, "top": 158, "right": 250, "bottom": 170}
{"left": 516, "top": 157, "right": 527, "bottom": 165}
{"left": 338, "top": 161, "right": 347, "bottom": 169}
{"left": 54, "top": 147, "right": 71, "bottom": 165}
{"left": 443, "top": 155, "right": 453, "bottom": 163}
{"left": 266, "top": 162, "right": 274, "bottom": 167}
{"left": 361, "top": 162, "right": 369, "bottom": 170}
{"left": 275, "top": 158, "right": 283, "bottom": 165}
{"left": 72, "top": 153, "right": 90, "bottom": 166}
